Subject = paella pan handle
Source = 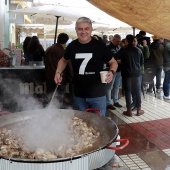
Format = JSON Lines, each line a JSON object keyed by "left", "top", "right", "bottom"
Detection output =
{"left": 107, "top": 139, "right": 129, "bottom": 150}
{"left": 0, "top": 111, "right": 11, "bottom": 116}
{"left": 85, "top": 108, "right": 101, "bottom": 114}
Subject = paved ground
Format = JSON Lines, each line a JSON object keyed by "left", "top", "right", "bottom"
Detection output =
{"left": 98, "top": 90, "right": 170, "bottom": 170}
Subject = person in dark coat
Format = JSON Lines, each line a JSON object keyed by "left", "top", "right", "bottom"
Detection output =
{"left": 44, "top": 33, "right": 73, "bottom": 107}
{"left": 149, "top": 35, "right": 164, "bottom": 92}
{"left": 114, "top": 34, "right": 144, "bottom": 117}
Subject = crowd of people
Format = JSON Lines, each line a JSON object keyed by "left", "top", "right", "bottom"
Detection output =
{"left": 22, "top": 16, "right": 170, "bottom": 117}
{"left": 104, "top": 30, "right": 170, "bottom": 116}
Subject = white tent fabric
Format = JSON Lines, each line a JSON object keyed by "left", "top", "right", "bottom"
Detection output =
{"left": 25, "top": 0, "right": 130, "bottom": 27}
{"left": 9, "top": 5, "right": 85, "bottom": 43}
{"left": 9, "top": 2, "right": 130, "bottom": 27}
{"left": 9, "top": 1, "right": 136, "bottom": 41}
{"left": 9, "top": 5, "right": 83, "bottom": 23}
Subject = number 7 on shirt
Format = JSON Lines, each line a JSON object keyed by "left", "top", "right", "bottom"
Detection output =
{"left": 75, "top": 53, "right": 92, "bottom": 75}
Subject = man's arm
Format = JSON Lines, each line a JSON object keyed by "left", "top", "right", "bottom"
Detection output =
{"left": 54, "top": 57, "right": 69, "bottom": 84}
{"left": 108, "top": 57, "right": 118, "bottom": 73}
{"left": 105, "top": 57, "right": 118, "bottom": 83}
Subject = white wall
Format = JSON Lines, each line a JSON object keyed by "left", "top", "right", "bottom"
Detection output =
{"left": 0, "top": 0, "right": 5, "bottom": 49}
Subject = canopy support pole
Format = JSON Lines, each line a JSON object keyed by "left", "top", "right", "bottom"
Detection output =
{"left": 54, "top": 16, "right": 61, "bottom": 44}
{"left": 132, "top": 27, "right": 135, "bottom": 36}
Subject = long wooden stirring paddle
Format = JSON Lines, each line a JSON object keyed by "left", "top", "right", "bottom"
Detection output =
{"left": 46, "top": 84, "right": 58, "bottom": 109}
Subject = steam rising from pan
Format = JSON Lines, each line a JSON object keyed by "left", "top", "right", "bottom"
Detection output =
{"left": 15, "top": 109, "right": 75, "bottom": 151}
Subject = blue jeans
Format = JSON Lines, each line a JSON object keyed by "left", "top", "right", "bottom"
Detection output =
{"left": 123, "top": 76, "right": 141, "bottom": 109}
{"left": 106, "top": 72, "right": 121, "bottom": 105}
{"left": 156, "top": 65, "right": 163, "bottom": 89}
{"left": 163, "top": 69, "right": 170, "bottom": 97}
{"left": 73, "top": 96, "right": 106, "bottom": 116}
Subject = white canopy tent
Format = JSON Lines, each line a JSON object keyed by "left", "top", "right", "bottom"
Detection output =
{"left": 9, "top": 1, "right": 131, "bottom": 29}
{"left": 9, "top": 0, "right": 136, "bottom": 48}
{"left": 9, "top": 4, "right": 84, "bottom": 44}
{"left": 23, "top": 0, "right": 131, "bottom": 27}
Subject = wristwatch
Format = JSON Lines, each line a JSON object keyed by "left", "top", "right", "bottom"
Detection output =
{"left": 109, "top": 70, "right": 115, "bottom": 75}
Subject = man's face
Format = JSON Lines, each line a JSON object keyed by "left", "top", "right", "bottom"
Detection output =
{"left": 159, "top": 38, "right": 164, "bottom": 44}
{"left": 125, "top": 39, "right": 128, "bottom": 46}
{"left": 133, "top": 38, "right": 138, "bottom": 46}
{"left": 75, "top": 22, "right": 92, "bottom": 44}
{"left": 109, "top": 36, "right": 113, "bottom": 42}
{"left": 112, "top": 37, "right": 121, "bottom": 46}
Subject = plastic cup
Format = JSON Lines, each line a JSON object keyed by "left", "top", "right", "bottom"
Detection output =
{"left": 100, "top": 71, "right": 108, "bottom": 83}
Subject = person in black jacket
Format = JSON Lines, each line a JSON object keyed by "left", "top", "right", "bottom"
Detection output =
{"left": 149, "top": 35, "right": 164, "bottom": 93}
{"left": 114, "top": 34, "right": 144, "bottom": 117}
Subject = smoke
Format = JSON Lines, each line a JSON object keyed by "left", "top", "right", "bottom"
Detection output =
{"left": 16, "top": 109, "right": 75, "bottom": 151}
{"left": 0, "top": 78, "right": 75, "bottom": 151}
{"left": 0, "top": 78, "right": 45, "bottom": 112}
{"left": 0, "top": 78, "right": 64, "bottom": 112}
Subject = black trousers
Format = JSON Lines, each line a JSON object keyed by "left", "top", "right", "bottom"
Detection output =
{"left": 122, "top": 76, "right": 141, "bottom": 109}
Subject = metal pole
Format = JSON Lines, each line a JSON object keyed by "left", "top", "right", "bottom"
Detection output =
{"left": 54, "top": 16, "right": 61, "bottom": 44}
{"left": 132, "top": 27, "right": 136, "bottom": 36}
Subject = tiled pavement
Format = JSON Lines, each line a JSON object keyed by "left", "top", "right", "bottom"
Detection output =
{"left": 99, "top": 91, "right": 170, "bottom": 170}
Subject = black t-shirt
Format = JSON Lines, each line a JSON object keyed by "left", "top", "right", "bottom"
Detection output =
{"left": 108, "top": 43, "right": 121, "bottom": 72}
{"left": 64, "top": 38, "right": 113, "bottom": 98}
{"left": 107, "top": 43, "right": 120, "bottom": 55}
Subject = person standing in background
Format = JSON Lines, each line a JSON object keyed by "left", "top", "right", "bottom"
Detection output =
{"left": 149, "top": 35, "right": 164, "bottom": 93}
{"left": 159, "top": 38, "right": 165, "bottom": 47}
{"left": 109, "top": 35, "right": 114, "bottom": 41}
{"left": 120, "top": 38, "right": 126, "bottom": 48}
{"left": 163, "top": 39, "right": 170, "bottom": 100}
{"left": 136, "top": 30, "right": 150, "bottom": 46}
{"left": 115, "top": 34, "right": 144, "bottom": 117}
{"left": 131, "top": 37, "right": 150, "bottom": 111}
{"left": 103, "top": 35, "right": 109, "bottom": 45}
{"left": 136, "top": 30, "right": 146, "bottom": 40}
{"left": 92, "top": 34, "right": 103, "bottom": 42}
{"left": 54, "top": 17, "right": 118, "bottom": 116}
{"left": 44, "top": 33, "right": 73, "bottom": 107}
{"left": 27, "top": 36, "right": 45, "bottom": 64}
{"left": 23, "top": 36, "right": 31, "bottom": 65}
{"left": 108, "top": 35, "right": 114, "bottom": 45}
{"left": 106, "top": 34, "right": 122, "bottom": 110}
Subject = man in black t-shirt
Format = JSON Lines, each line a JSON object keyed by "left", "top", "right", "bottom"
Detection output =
{"left": 54, "top": 17, "right": 118, "bottom": 116}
